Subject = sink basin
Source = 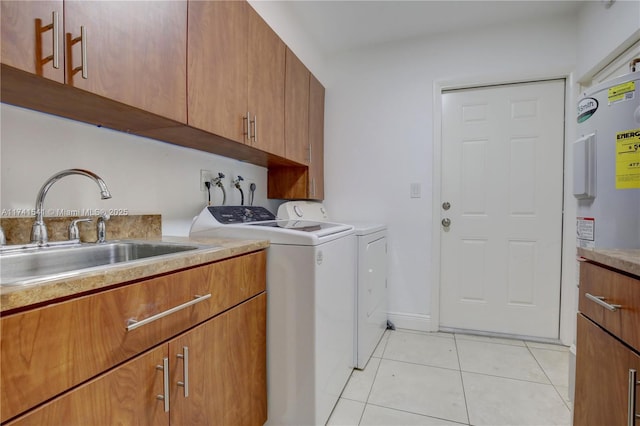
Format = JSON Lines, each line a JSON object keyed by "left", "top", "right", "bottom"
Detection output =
{"left": 0, "top": 241, "right": 213, "bottom": 286}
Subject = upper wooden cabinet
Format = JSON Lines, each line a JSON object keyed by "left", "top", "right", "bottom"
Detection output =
{"left": 188, "top": 1, "right": 248, "bottom": 144}
{"left": 0, "top": 1, "right": 187, "bottom": 123}
{"left": 285, "top": 48, "right": 310, "bottom": 165}
{"left": 1, "top": 1, "right": 64, "bottom": 83}
{"left": 247, "top": 6, "right": 286, "bottom": 157}
{"left": 308, "top": 73, "right": 326, "bottom": 200}
{"left": 188, "top": 1, "right": 285, "bottom": 157}
{"left": 269, "top": 71, "right": 325, "bottom": 200}
{"left": 1, "top": 1, "right": 324, "bottom": 196}
{"left": 63, "top": 1, "right": 187, "bottom": 123}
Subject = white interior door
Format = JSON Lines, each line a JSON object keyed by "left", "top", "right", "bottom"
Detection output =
{"left": 439, "top": 80, "right": 565, "bottom": 339}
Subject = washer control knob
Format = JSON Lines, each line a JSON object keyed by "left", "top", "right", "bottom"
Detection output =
{"left": 294, "top": 205, "right": 304, "bottom": 217}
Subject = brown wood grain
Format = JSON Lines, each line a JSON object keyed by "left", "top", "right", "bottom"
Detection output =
{"left": 574, "top": 314, "right": 640, "bottom": 426}
{"left": 579, "top": 261, "right": 640, "bottom": 349}
{"left": 248, "top": 7, "right": 286, "bottom": 157}
{"left": 268, "top": 166, "right": 309, "bottom": 199}
{"left": 284, "top": 47, "right": 310, "bottom": 164}
{"left": 308, "top": 73, "right": 326, "bottom": 200}
{"left": 188, "top": 1, "right": 248, "bottom": 143}
{"left": 268, "top": 72, "right": 325, "bottom": 200}
{"left": 1, "top": 1, "right": 64, "bottom": 82}
{"left": 0, "top": 250, "right": 266, "bottom": 423}
{"left": 63, "top": 1, "right": 187, "bottom": 123}
{"left": 169, "top": 293, "right": 267, "bottom": 426}
{"left": 6, "top": 345, "right": 169, "bottom": 426}
{"left": 1, "top": 1, "right": 324, "bottom": 198}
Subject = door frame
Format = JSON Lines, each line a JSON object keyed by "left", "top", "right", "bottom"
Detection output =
{"left": 430, "top": 72, "right": 578, "bottom": 345}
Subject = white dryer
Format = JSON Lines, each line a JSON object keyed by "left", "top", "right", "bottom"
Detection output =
{"left": 278, "top": 201, "right": 388, "bottom": 369}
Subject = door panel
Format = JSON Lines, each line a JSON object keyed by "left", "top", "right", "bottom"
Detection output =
{"left": 1, "top": 1, "right": 64, "bottom": 82}
{"left": 440, "top": 80, "right": 565, "bottom": 338}
{"left": 64, "top": 1, "right": 187, "bottom": 122}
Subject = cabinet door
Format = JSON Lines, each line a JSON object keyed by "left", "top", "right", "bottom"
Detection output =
{"left": 308, "top": 73, "right": 325, "bottom": 200}
{"left": 284, "top": 47, "right": 310, "bottom": 163}
{"left": 169, "top": 293, "right": 267, "bottom": 426}
{"left": 1, "top": 1, "right": 64, "bottom": 82}
{"left": 63, "top": 1, "right": 187, "bottom": 123}
{"left": 6, "top": 346, "right": 169, "bottom": 426}
{"left": 248, "top": 7, "right": 285, "bottom": 156}
{"left": 574, "top": 314, "right": 640, "bottom": 426}
{"left": 188, "top": 0, "right": 248, "bottom": 143}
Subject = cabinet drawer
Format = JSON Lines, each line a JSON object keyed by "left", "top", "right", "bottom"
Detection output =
{"left": 0, "top": 250, "right": 266, "bottom": 423}
{"left": 579, "top": 261, "right": 640, "bottom": 350}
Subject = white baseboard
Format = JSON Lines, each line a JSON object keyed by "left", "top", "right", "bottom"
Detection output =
{"left": 387, "top": 312, "right": 434, "bottom": 332}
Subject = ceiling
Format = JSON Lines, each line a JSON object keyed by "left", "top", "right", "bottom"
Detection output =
{"left": 283, "top": 1, "right": 586, "bottom": 58}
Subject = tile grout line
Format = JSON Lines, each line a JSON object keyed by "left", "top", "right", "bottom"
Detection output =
{"left": 357, "top": 330, "right": 391, "bottom": 425}
{"left": 453, "top": 334, "right": 472, "bottom": 426}
{"left": 525, "top": 343, "right": 573, "bottom": 412}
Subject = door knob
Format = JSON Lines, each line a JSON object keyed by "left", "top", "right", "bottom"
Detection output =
{"left": 442, "top": 218, "right": 451, "bottom": 227}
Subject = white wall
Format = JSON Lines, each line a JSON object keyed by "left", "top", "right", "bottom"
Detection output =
{"left": 576, "top": 0, "right": 640, "bottom": 83}
{"left": 321, "top": 16, "right": 580, "bottom": 335}
{"left": 0, "top": 104, "right": 279, "bottom": 236}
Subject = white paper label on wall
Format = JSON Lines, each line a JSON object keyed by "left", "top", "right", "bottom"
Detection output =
{"left": 577, "top": 217, "right": 595, "bottom": 248}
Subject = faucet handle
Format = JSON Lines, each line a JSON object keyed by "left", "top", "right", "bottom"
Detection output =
{"left": 68, "top": 217, "right": 92, "bottom": 241}
{"left": 96, "top": 212, "right": 110, "bottom": 243}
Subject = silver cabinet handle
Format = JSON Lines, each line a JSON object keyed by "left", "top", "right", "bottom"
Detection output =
{"left": 156, "top": 357, "right": 170, "bottom": 412}
{"left": 126, "top": 294, "right": 211, "bottom": 331}
{"left": 80, "top": 26, "right": 87, "bottom": 79}
{"left": 629, "top": 369, "right": 639, "bottom": 426}
{"left": 442, "top": 218, "right": 451, "bottom": 227}
{"left": 244, "top": 112, "right": 251, "bottom": 142}
{"left": 251, "top": 115, "right": 258, "bottom": 143}
{"left": 585, "top": 292, "right": 622, "bottom": 312}
{"left": 177, "top": 346, "right": 189, "bottom": 397}
{"left": 42, "top": 11, "right": 60, "bottom": 69}
{"left": 71, "top": 26, "right": 87, "bottom": 79}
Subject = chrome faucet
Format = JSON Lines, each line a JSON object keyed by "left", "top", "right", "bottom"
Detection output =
{"left": 31, "top": 169, "right": 112, "bottom": 244}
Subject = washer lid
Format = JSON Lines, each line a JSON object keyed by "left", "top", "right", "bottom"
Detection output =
{"left": 345, "top": 222, "right": 387, "bottom": 235}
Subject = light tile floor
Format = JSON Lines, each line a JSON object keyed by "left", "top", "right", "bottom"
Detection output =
{"left": 327, "top": 329, "right": 572, "bottom": 426}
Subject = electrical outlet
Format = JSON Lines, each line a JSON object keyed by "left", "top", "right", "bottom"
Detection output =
{"left": 200, "top": 169, "right": 213, "bottom": 192}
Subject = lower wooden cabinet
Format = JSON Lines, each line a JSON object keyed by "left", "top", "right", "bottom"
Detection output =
{"left": 574, "top": 259, "right": 640, "bottom": 426}
{"left": 1, "top": 250, "right": 267, "bottom": 425}
{"left": 574, "top": 314, "right": 640, "bottom": 426}
{"left": 6, "top": 293, "right": 267, "bottom": 426}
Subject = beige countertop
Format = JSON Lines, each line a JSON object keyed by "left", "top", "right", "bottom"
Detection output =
{"left": 0, "top": 236, "right": 269, "bottom": 313}
{"left": 577, "top": 247, "right": 640, "bottom": 277}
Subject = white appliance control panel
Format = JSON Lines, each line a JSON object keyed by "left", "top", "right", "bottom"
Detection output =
{"left": 278, "top": 201, "right": 329, "bottom": 221}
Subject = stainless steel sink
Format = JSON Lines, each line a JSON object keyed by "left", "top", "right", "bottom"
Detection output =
{"left": 0, "top": 241, "right": 214, "bottom": 286}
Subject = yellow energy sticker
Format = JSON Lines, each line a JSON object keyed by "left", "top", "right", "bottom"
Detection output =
{"left": 616, "top": 129, "right": 640, "bottom": 189}
{"left": 608, "top": 81, "right": 635, "bottom": 103}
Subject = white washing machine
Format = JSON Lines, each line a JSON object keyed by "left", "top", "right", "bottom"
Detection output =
{"left": 190, "top": 206, "right": 355, "bottom": 426}
{"left": 278, "top": 201, "right": 388, "bottom": 369}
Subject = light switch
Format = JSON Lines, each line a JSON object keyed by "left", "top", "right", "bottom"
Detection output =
{"left": 410, "top": 183, "right": 421, "bottom": 198}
